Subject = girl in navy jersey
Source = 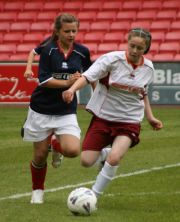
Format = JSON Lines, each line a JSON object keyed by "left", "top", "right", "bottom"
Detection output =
{"left": 24, "top": 37, "right": 65, "bottom": 169}
{"left": 63, "top": 28, "right": 163, "bottom": 201}
{"left": 23, "top": 13, "right": 92, "bottom": 204}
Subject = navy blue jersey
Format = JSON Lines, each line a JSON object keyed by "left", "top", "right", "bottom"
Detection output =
{"left": 30, "top": 40, "right": 92, "bottom": 115}
{"left": 34, "top": 37, "right": 51, "bottom": 55}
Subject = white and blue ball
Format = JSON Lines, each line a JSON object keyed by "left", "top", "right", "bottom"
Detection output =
{"left": 67, "top": 187, "right": 97, "bottom": 216}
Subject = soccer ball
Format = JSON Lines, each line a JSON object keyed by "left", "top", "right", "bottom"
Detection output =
{"left": 67, "top": 187, "right": 97, "bottom": 216}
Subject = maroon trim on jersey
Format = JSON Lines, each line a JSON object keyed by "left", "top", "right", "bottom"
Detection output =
{"left": 83, "top": 75, "right": 90, "bottom": 84}
{"left": 99, "top": 72, "right": 110, "bottom": 89}
{"left": 111, "top": 83, "right": 145, "bottom": 96}
{"left": 57, "top": 41, "right": 74, "bottom": 60}
{"left": 82, "top": 115, "right": 141, "bottom": 151}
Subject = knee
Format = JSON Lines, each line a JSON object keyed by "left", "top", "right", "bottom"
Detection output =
{"left": 81, "top": 158, "right": 93, "bottom": 168}
{"left": 80, "top": 151, "right": 97, "bottom": 167}
{"left": 106, "top": 154, "right": 120, "bottom": 166}
{"left": 34, "top": 149, "right": 48, "bottom": 164}
{"left": 63, "top": 147, "right": 80, "bottom": 158}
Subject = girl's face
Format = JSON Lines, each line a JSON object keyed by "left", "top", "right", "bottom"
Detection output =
{"left": 57, "top": 22, "right": 78, "bottom": 48}
{"left": 127, "top": 36, "right": 147, "bottom": 64}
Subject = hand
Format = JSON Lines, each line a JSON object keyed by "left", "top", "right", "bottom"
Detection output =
{"left": 24, "top": 70, "right": 34, "bottom": 79}
{"left": 62, "top": 89, "right": 74, "bottom": 103}
{"left": 67, "top": 71, "right": 81, "bottom": 86}
{"left": 70, "top": 71, "right": 81, "bottom": 79}
{"left": 148, "top": 118, "right": 163, "bottom": 130}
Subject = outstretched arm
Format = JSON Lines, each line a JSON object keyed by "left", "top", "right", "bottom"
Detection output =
{"left": 62, "top": 76, "right": 88, "bottom": 103}
{"left": 144, "top": 95, "right": 163, "bottom": 130}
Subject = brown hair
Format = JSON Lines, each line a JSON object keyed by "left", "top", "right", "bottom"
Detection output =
{"left": 128, "top": 28, "right": 152, "bottom": 54}
{"left": 41, "top": 13, "right": 79, "bottom": 46}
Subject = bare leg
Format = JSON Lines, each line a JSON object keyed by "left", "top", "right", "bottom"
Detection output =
{"left": 57, "top": 134, "right": 80, "bottom": 158}
{"left": 92, "top": 136, "right": 132, "bottom": 197}
{"left": 81, "top": 150, "right": 101, "bottom": 167}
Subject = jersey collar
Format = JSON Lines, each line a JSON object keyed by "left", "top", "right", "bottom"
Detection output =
{"left": 57, "top": 41, "right": 74, "bottom": 60}
{"left": 125, "top": 51, "right": 144, "bottom": 69}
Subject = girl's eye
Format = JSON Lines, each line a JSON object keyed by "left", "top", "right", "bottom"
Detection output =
{"left": 130, "top": 44, "right": 144, "bottom": 51}
{"left": 64, "top": 30, "right": 77, "bottom": 33}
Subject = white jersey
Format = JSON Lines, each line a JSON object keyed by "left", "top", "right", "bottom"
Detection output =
{"left": 82, "top": 51, "right": 154, "bottom": 123}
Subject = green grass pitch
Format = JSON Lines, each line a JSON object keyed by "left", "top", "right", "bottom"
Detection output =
{"left": 0, "top": 106, "right": 179, "bottom": 222}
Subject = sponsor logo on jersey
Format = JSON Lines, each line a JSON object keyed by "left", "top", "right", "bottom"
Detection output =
{"left": 52, "top": 73, "right": 71, "bottom": 80}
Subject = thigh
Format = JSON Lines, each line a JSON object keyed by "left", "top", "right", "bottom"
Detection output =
{"left": 33, "top": 138, "right": 49, "bottom": 164}
{"left": 82, "top": 117, "right": 112, "bottom": 151}
{"left": 57, "top": 134, "right": 80, "bottom": 151}
{"left": 55, "top": 134, "right": 80, "bottom": 157}
{"left": 111, "top": 122, "right": 141, "bottom": 148}
{"left": 107, "top": 135, "right": 132, "bottom": 165}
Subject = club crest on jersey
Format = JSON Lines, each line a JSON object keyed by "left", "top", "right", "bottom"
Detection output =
{"left": 62, "top": 62, "right": 68, "bottom": 69}
{"left": 129, "top": 72, "right": 135, "bottom": 79}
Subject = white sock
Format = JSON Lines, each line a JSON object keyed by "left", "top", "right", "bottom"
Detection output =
{"left": 93, "top": 147, "right": 111, "bottom": 166}
{"left": 92, "top": 161, "right": 118, "bottom": 197}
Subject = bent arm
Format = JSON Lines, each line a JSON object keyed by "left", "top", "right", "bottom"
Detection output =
{"left": 144, "top": 95, "right": 154, "bottom": 121}
{"left": 41, "top": 72, "right": 81, "bottom": 89}
{"left": 24, "top": 50, "right": 36, "bottom": 78}
{"left": 69, "top": 76, "right": 88, "bottom": 92}
{"left": 144, "top": 95, "right": 163, "bottom": 130}
{"left": 42, "top": 78, "right": 70, "bottom": 88}
{"left": 62, "top": 76, "right": 88, "bottom": 103}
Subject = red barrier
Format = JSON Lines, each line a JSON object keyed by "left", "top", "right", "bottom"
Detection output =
{"left": 0, "top": 63, "right": 38, "bottom": 104}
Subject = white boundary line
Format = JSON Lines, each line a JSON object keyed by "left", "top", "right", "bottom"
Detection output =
{"left": 105, "top": 191, "right": 180, "bottom": 197}
{"left": 0, "top": 162, "right": 180, "bottom": 201}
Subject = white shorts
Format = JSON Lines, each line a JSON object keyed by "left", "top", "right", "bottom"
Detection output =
{"left": 23, "top": 108, "right": 81, "bottom": 142}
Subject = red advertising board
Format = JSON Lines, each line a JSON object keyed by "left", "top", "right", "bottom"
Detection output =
{"left": 0, "top": 63, "right": 38, "bottom": 104}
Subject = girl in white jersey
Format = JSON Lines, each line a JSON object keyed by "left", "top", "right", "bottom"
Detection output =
{"left": 63, "top": 28, "right": 163, "bottom": 200}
